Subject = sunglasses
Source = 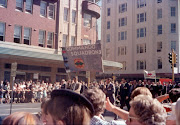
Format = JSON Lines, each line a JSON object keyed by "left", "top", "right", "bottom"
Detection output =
{"left": 127, "top": 115, "right": 139, "bottom": 123}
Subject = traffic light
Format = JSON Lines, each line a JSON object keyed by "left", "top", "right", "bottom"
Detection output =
{"left": 175, "top": 54, "right": 178, "bottom": 64}
{"left": 168, "top": 53, "right": 172, "bottom": 63}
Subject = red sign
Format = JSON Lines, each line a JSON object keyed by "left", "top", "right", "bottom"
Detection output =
{"left": 159, "top": 78, "right": 172, "bottom": 85}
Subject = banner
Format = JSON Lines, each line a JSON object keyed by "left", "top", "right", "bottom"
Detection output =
{"left": 144, "top": 70, "right": 156, "bottom": 79}
{"left": 62, "top": 44, "right": 103, "bottom": 72}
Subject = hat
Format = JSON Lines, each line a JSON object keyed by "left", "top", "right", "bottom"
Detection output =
{"left": 51, "top": 89, "right": 94, "bottom": 115}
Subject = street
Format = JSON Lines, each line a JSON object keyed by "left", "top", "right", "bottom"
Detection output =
{"left": 0, "top": 103, "right": 124, "bottom": 123}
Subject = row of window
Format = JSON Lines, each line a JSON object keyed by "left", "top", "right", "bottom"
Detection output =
{"left": 120, "top": 59, "right": 162, "bottom": 71}
{"left": 107, "top": 2, "right": 176, "bottom": 18}
{"left": 106, "top": 23, "right": 177, "bottom": 42}
{"left": 62, "top": 34, "right": 91, "bottom": 47}
{"left": 0, "top": 22, "right": 54, "bottom": 48}
{"left": 0, "top": 0, "right": 55, "bottom": 19}
{"left": 106, "top": 40, "right": 176, "bottom": 57}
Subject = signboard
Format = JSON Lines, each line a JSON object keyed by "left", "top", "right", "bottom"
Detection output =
{"left": 62, "top": 44, "right": 103, "bottom": 72}
{"left": 33, "top": 73, "right": 39, "bottom": 79}
{"left": 86, "top": 71, "right": 90, "bottom": 78}
{"left": 11, "top": 62, "right": 17, "bottom": 77}
{"left": 144, "top": 70, "right": 156, "bottom": 79}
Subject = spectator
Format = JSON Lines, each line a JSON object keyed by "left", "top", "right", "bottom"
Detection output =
{"left": 83, "top": 87, "right": 126, "bottom": 125}
{"left": 175, "top": 98, "right": 180, "bottom": 125}
{"left": 43, "top": 89, "right": 94, "bottom": 125}
{"left": 2, "top": 112, "right": 41, "bottom": 125}
{"left": 166, "top": 88, "right": 180, "bottom": 124}
{"left": 126, "top": 95, "right": 167, "bottom": 125}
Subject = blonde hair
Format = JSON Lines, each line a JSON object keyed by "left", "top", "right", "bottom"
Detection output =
{"left": 131, "top": 87, "right": 152, "bottom": 99}
{"left": 175, "top": 98, "right": 180, "bottom": 125}
{"left": 130, "top": 95, "right": 167, "bottom": 125}
{"left": 2, "top": 112, "right": 40, "bottom": 125}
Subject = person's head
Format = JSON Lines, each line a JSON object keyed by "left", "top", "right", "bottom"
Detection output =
{"left": 83, "top": 87, "right": 106, "bottom": 116}
{"left": 43, "top": 89, "right": 94, "bottom": 125}
{"left": 131, "top": 87, "right": 152, "bottom": 99}
{"left": 126, "top": 95, "right": 167, "bottom": 125}
{"left": 2, "top": 112, "right": 40, "bottom": 125}
{"left": 175, "top": 98, "right": 180, "bottom": 125}
{"left": 169, "top": 88, "right": 180, "bottom": 103}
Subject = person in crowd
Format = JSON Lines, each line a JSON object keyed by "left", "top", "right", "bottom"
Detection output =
{"left": 166, "top": 88, "right": 180, "bottom": 125}
{"left": 119, "top": 78, "right": 131, "bottom": 111}
{"left": 71, "top": 77, "right": 82, "bottom": 93}
{"left": 42, "top": 89, "right": 94, "bottom": 125}
{"left": 175, "top": 98, "right": 180, "bottom": 125}
{"left": 0, "top": 80, "right": 4, "bottom": 104}
{"left": 126, "top": 95, "right": 167, "bottom": 125}
{"left": 2, "top": 112, "right": 41, "bottom": 125}
{"left": 106, "top": 87, "right": 153, "bottom": 121}
{"left": 83, "top": 87, "right": 126, "bottom": 125}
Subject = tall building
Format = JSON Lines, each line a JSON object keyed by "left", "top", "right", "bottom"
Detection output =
{"left": 0, "top": 0, "right": 101, "bottom": 82}
{"left": 101, "top": 0, "right": 180, "bottom": 79}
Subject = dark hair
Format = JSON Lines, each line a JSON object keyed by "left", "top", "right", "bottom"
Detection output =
{"left": 169, "top": 88, "right": 180, "bottom": 102}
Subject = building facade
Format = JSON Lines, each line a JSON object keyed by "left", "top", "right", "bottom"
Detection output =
{"left": 101, "top": 0, "right": 180, "bottom": 79}
{"left": 0, "top": 0, "right": 100, "bottom": 83}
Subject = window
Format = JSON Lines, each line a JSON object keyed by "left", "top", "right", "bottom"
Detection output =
{"left": 107, "top": 21, "right": 110, "bottom": 29}
{"left": 137, "top": 0, "right": 146, "bottom": 8}
{"left": 107, "top": 0, "right": 111, "bottom": 3}
{"left": 137, "top": 44, "right": 146, "bottom": 53}
{"left": 72, "top": 10, "right": 76, "bottom": 23}
{"left": 107, "top": 34, "right": 110, "bottom": 42}
{"left": 157, "top": 58, "right": 162, "bottom": 69}
{"left": 157, "top": 42, "right": 162, "bottom": 52}
{"left": 157, "top": 25, "right": 162, "bottom": 35}
{"left": 0, "top": 22, "right": 5, "bottom": 41}
{"left": 47, "top": 32, "right": 53, "bottom": 48}
{"left": 171, "top": 7, "right": 176, "bottom": 17}
{"left": 157, "top": 0, "right": 162, "bottom": 3}
{"left": 119, "top": 3, "right": 127, "bottom": 13}
{"left": 16, "top": 0, "right": 23, "bottom": 11}
{"left": 106, "top": 48, "right": 110, "bottom": 58}
{"left": 107, "top": 8, "right": 110, "bottom": 16}
{"left": 64, "top": 7, "right": 68, "bottom": 21}
{"left": 24, "top": 27, "right": 31, "bottom": 45}
{"left": 118, "top": 46, "right": 126, "bottom": 56}
{"left": 120, "top": 61, "right": 126, "bottom": 70}
{"left": 25, "top": 0, "right": 33, "bottom": 13}
{"left": 120, "top": 31, "right": 127, "bottom": 40}
{"left": 39, "top": 30, "right": 45, "bottom": 47}
{"left": 119, "top": 17, "right": 127, "bottom": 27}
{"left": 137, "top": 13, "right": 146, "bottom": 23}
{"left": 171, "top": 41, "right": 176, "bottom": 51}
{"left": 71, "top": 36, "right": 75, "bottom": 46}
{"left": 49, "top": 4, "right": 55, "bottom": 19}
{"left": 157, "top": 9, "right": 162, "bottom": 19}
{"left": 40, "top": 1, "right": 47, "bottom": 17}
{"left": 63, "top": 34, "right": 67, "bottom": 47}
{"left": 84, "top": 13, "right": 92, "bottom": 27}
{"left": 171, "top": 23, "right": 176, "bottom": 33}
{"left": 83, "top": 39, "right": 91, "bottom": 45}
{"left": 0, "top": 0, "right": 7, "bottom": 8}
{"left": 137, "top": 60, "right": 146, "bottom": 70}
{"left": 137, "top": 28, "right": 146, "bottom": 38}
{"left": 14, "top": 25, "right": 22, "bottom": 43}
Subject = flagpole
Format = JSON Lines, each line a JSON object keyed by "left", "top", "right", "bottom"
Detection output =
{"left": 144, "top": 70, "right": 146, "bottom": 80}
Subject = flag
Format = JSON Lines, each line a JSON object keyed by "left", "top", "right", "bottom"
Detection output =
{"left": 144, "top": 70, "right": 156, "bottom": 79}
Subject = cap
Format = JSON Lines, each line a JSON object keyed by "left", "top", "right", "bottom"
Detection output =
{"left": 51, "top": 89, "right": 94, "bottom": 115}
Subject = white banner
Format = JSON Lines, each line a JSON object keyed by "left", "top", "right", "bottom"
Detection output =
{"left": 144, "top": 70, "right": 156, "bottom": 79}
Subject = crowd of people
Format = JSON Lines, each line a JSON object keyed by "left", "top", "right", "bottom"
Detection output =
{"left": 0, "top": 78, "right": 179, "bottom": 105}
{"left": 0, "top": 77, "right": 180, "bottom": 125}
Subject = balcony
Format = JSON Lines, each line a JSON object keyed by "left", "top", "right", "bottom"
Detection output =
{"left": 82, "top": 1, "right": 101, "bottom": 19}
